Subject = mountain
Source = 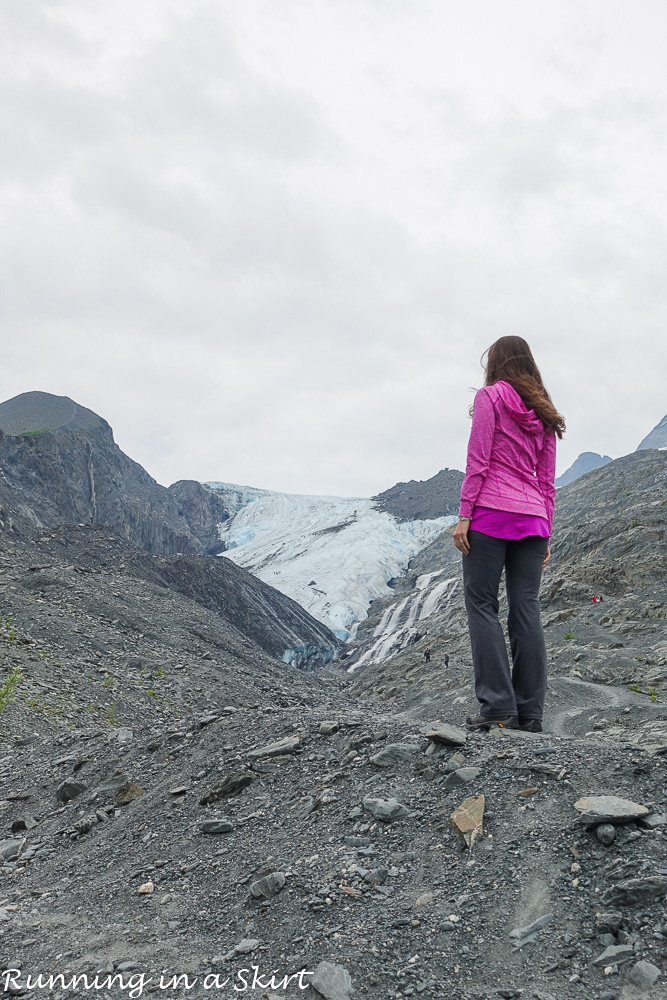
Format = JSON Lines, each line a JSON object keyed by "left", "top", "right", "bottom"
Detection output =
{"left": 555, "top": 450, "right": 613, "bottom": 487}
{"left": 0, "top": 391, "right": 339, "bottom": 667}
{"left": 208, "top": 481, "right": 456, "bottom": 640}
{"left": 637, "top": 412, "right": 667, "bottom": 451}
{"left": 0, "top": 391, "right": 235, "bottom": 556}
{"left": 372, "top": 468, "right": 464, "bottom": 520}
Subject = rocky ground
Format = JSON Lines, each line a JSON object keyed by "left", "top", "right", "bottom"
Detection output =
{"left": 0, "top": 451, "right": 666, "bottom": 999}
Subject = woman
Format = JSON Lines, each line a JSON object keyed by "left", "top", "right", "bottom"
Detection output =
{"left": 453, "top": 336, "right": 565, "bottom": 733}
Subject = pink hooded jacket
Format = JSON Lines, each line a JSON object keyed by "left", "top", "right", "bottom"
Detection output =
{"left": 459, "top": 381, "right": 557, "bottom": 532}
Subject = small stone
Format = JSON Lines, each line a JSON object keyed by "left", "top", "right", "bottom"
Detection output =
{"left": 116, "top": 728, "right": 133, "bottom": 743}
{"left": 200, "top": 771, "right": 253, "bottom": 805}
{"left": 362, "top": 796, "right": 409, "bottom": 824}
{"left": 592, "top": 943, "right": 635, "bottom": 966}
{"left": 55, "top": 780, "right": 87, "bottom": 803}
{"left": 573, "top": 795, "right": 649, "bottom": 825}
{"left": 443, "top": 768, "right": 481, "bottom": 789}
{"left": 423, "top": 722, "right": 467, "bottom": 746}
{"left": 234, "top": 938, "right": 259, "bottom": 954}
{"left": 344, "top": 836, "right": 370, "bottom": 847}
{"left": 249, "top": 872, "right": 286, "bottom": 899}
{"left": 415, "top": 891, "right": 433, "bottom": 905}
{"left": 74, "top": 816, "right": 96, "bottom": 835}
{"left": 10, "top": 817, "right": 37, "bottom": 833}
{"left": 443, "top": 752, "right": 465, "bottom": 773}
{"left": 116, "top": 781, "right": 144, "bottom": 805}
{"left": 509, "top": 912, "right": 552, "bottom": 945}
{"left": 596, "top": 824, "right": 616, "bottom": 846}
{"left": 627, "top": 960, "right": 661, "bottom": 987}
{"left": 290, "top": 795, "right": 316, "bottom": 820}
{"left": 247, "top": 735, "right": 302, "bottom": 759}
{"left": 137, "top": 881, "right": 154, "bottom": 895}
{"left": 169, "top": 786, "right": 188, "bottom": 796}
{"left": 449, "top": 795, "right": 484, "bottom": 849}
{"left": 319, "top": 721, "right": 340, "bottom": 736}
{"left": 200, "top": 820, "right": 234, "bottom": 835}
{"left": 309, "top": 961, "right": 353, "bottom": 1000}
{"left": 638, "top": 813, "right": 667, "bottom": 830}
{"left": 0, "top": 838, "right": 25, "bottom": 861}
{"left": 595, "top": 911, "right": 622, "bottom": 934}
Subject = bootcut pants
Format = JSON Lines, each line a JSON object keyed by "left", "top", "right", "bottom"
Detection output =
{"left": 462, "top": 530, "right": 549, "bottom": 720}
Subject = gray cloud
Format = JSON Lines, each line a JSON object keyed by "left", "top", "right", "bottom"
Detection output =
{"left": 0, "top": 0, "right": 665, "bottom": 495}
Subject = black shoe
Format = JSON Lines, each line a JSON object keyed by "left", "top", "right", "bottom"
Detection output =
{"left": 518, "top": 719, "right": 543, "bottom": 733}
{"left": 465, "top": 713, "right": 519, "bottom": 731}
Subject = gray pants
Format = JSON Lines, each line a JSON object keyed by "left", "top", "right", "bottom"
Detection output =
{"left": 462, "top": 530, "right": 549, "bottom": 720}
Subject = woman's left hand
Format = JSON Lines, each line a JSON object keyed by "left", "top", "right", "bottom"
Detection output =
{"left": 453, "top": 519, "right": 470, "bottom": 555}
{"left": 543, "top": 544, "right": 551, "bottom": 569}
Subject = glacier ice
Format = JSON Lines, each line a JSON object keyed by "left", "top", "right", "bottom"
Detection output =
{"left": 206, "top": 482, "right": 456, "bottom": 641}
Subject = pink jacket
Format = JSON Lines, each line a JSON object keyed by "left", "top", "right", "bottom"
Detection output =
{"left": 459, "top": 381, "right": 557, "bottom": 532}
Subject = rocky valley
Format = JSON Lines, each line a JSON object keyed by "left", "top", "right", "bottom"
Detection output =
{"left": 0, "top": 393, "right": 666, "bottom": 1000}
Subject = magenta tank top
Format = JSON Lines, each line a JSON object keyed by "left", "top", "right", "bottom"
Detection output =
{"left": 470, "top": 505, "right": 550, "bottom": 540}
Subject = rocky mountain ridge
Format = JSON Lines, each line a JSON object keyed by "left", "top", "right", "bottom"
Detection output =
{"left": 0, "top": 392, "right": 230, "bottom": 557}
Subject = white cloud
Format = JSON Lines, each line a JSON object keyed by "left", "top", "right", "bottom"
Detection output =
{"left": 0, "top": 0, "right": 665, "bottom": 495}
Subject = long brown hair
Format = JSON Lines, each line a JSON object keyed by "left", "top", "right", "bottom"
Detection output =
{"left": 479, "top": 336, "right": 566, "bottom": 438}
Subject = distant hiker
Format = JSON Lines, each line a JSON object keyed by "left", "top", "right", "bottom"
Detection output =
{"left": 453, "top": 336, "right": 565, "bottom": 735}
{"left": 443, "top": 653, "right": 449, "bottom": 667}
{"left": 424, "top": 646, "right": 431, "bottom": 663}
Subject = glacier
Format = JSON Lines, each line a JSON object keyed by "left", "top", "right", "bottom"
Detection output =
{"left": 207, "top": 483, "right": 456, "bottom": 641}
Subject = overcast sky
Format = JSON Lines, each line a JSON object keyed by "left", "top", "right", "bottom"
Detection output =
{"left": 1, "top": 0, "right": 665, "bottom": 496}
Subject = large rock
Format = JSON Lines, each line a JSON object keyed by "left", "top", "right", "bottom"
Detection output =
{"left": 369, "top": 744, "right": 419, "bottom": 768}
{"left": 116, "top": 781, "right": 144, "bottom": 805}
{"left": 249, "top": 872, "right": 286, "bottom": 900}
{"left": 200, "top": 771, "right": 253, "bottom": 805}
{"left": 573, "top": 795, "right": 649, "bottom": 825}
{"left": 424, "top": 722, "right": 467, "bottom": 746}
{"left": 247, "top": 736, "right": 302, "bottom": 759}
{"left": 309, "top": 961, "right": 353, "bottom": 1000}
{"left": 449, "top": 795, "right": 484, "bottom": 849}
{"left": 592, "top": 943, "right": 635, "bottom": 966}
{"left": 0, "top": 838, "right": 25, "bottom": 861}
{"left": 55, "top": 780, "right": 87, "bottom": 803}
{"left": 199, "top": 820, "right": 234, "bottom": 835}
{"left": 628, "top": 960, "right": 661, "bottom": 988}
{"left": 601, "top": 876, "right": 667, "bottom": 907}
{"left": 362, "top": 796, "right": 409, "bottom": 824}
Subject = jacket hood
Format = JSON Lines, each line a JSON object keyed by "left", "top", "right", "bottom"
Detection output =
{"left": 492, "top": 381, "right": 545, "bottom": 437}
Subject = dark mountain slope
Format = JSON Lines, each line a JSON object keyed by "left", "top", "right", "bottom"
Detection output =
{"left": 0, "top": 392, "right": 228, "bottom": 556}
{"left": 372, "top": 468, "right": 464, "bottom": 521}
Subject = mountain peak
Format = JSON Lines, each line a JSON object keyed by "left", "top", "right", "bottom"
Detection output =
{"left": 0, "top": 390, "right": 109, "bottom": 438}
{"left": 636, "top": 413, "right": 667, "bottom": 451}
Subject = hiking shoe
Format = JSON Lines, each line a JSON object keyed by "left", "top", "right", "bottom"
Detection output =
{"left": 518, "top": 719, "right": 543, "bottom": 733}
{"left": 465, "top": 714, "right": 519, "bottom": 731}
